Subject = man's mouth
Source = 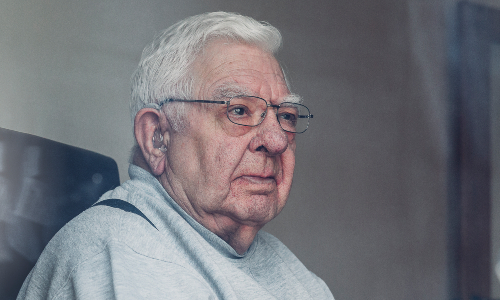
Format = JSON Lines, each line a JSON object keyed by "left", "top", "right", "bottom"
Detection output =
{"left": 239, "top": 175, "right": 276, "bottom": 185}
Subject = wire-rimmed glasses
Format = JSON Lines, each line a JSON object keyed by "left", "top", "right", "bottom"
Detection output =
{"left": 158, "top": 95, "right": 313, "bottom": 133}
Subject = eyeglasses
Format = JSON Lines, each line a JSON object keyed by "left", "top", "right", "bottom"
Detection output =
{"left": 158, "top": 95, "right": 313, "bottom": 133}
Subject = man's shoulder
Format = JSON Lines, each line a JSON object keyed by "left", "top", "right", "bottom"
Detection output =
{"left": 17, "top": 196, "right": 207, "bottom": 299}
{"left": 36, "top": 199, "right": 155, "bottom": 268}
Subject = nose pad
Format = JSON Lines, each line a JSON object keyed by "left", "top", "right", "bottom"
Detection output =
{"left": 250, "top": 113, "right": 289, "bottom": 156}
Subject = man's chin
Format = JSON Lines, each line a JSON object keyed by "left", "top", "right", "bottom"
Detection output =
{"left": 228, "top": 195, "right": 285, "bottom": 225}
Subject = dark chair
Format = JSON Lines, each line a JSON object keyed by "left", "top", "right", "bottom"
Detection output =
{"left": 0, "top": 127, "right": 120, "bottom": 299}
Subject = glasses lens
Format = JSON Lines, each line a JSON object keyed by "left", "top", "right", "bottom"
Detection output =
{"left": 227, "top": 96, "right": 267, "bottom": 126}
{"left": 277, "top": 103, "right": 311, "bottom": 133}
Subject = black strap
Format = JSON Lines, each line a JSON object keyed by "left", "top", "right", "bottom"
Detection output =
{"left": 92, "top": 199, "right": 158, "bottom": 230}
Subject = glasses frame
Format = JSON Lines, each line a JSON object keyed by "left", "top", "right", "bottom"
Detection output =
{"left": 158, "top": 95, "right": 313, "bottom": 134}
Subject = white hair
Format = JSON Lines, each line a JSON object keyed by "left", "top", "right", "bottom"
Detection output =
{"left": 130, "top": 11, "right": 283, "bottom": 132}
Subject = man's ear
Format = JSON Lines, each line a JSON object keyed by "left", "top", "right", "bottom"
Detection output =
{"left": 134, "top": 108, "right": 170, "bottom": 176}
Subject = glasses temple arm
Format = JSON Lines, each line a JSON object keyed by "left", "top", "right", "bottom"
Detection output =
{"left": 158, "top": 99, "right": 227, "bottom": 107}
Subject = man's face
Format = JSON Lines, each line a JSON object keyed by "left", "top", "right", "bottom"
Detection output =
{"left": 161, "top": 42, "right": 296, "bottom": 233}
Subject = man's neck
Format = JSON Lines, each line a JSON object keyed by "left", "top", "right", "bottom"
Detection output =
{"left": 211, "top": 217, "right": 262, "bottom": 255}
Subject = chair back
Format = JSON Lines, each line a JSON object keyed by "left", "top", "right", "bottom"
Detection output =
{"left": 0, "top": 127, "right": 120, "bottom": 299}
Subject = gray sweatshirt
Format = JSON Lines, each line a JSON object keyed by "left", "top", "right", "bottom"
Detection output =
{"left": 18, "top": 165, "right": 334, "bottom": 299}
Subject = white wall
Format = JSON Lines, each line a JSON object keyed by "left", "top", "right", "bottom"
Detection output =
{"left": 0, "top": 0, "right": 457, "bottom": 298}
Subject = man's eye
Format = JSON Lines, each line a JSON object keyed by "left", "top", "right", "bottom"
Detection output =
{"left": 279, "top": 112, "right": 297, "bottom": 122}
{"left": 228, "top": 105, "right": 249, "bottom": 116}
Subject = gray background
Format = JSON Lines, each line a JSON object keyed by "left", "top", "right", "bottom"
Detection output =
{"left": 491, "top": 44, "right": 500, "bottom": 298}
{"left": 1, "top": 0, "right": 499, "bottom": 299}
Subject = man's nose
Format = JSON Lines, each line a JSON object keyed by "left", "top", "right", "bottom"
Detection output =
{"left": 249, "top": 112, "right": 289, "bottom": 156}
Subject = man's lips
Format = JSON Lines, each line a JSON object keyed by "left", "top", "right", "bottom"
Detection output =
{"left": 236, "top": 175, "right": 276, "bottom": 185}
{"left": 231, "top": 175, "right": 278, "bottom": 195}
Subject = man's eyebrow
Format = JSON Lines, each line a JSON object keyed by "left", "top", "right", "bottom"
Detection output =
{"left": 212, "top": 84, "right": 251, "bottom": 99}
{"left": 282, "top": 93, "right": 302, "bottom": 104}
{"left": 212, "top": 84, "right": 302, "bottom": 104}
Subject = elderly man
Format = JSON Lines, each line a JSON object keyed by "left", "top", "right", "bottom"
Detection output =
{"left": 18, "top": 12, "right": 333, "bottom": 299}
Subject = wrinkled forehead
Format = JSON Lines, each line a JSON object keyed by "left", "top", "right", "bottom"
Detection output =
{"left": 192, "top": 41, "right": 295, "bottom": 104}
